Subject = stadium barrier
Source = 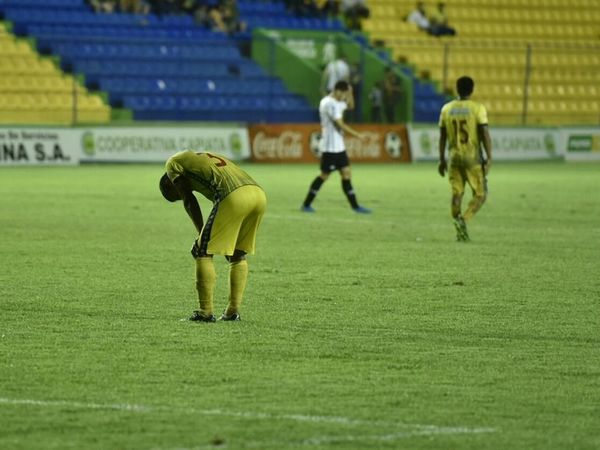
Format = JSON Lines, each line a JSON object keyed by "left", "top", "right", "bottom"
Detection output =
{"left": 409, "top": 125, "right": 600, "bottom": 162}
{"left": 2, "top": 125, "right": 598, "bottom": 166}
{"left": 249, "top": 123, "right": 411, "bottom": 163}
{"left": 0, "top": 124, "right": 250, "bottom": 166}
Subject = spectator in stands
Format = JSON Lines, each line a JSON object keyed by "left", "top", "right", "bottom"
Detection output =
{"left": 119, "top": 0, "right": 151, "bottom": 14}
{"left": 150, "top": 0, "right": 183, "bottom": 15}
{"left": 430, "top": 2, "right": 456, "bottom": 36}
{"left": 89, "top": 0, "right": 117, "bottom": 13}
{"left": 219, "top": 0, "right": 247, "bottom": 34}
{"left": 383, "top": 66, "right": 402, "bottom": 123}
{"left": 321, "top": 55, "right": 350, "bottom": 96}
{"left": 319, "top": 0, "right": 340, "bottom": 18}
{"left": 341, "top": 0, "right": 369, "bottom": 31}
{"left": 407, "top": 1, "right": 455, "bottom": 37}
{"left": 406, "top": 1, "right": 430, "bottom": 32}
{"left": 287, "top": 0, "right": 322, "bottom": 17}
{"left": 369, "top": 81, "right": 383, "bottom": 123}
{"left": 181, "top": 0, "right": 197, "bottom": 14}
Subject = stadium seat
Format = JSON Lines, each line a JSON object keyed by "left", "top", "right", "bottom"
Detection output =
{"left": 365, "top": 0, "right": 600, "bottom": 124}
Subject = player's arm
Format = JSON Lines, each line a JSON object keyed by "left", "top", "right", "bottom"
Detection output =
{"left": 478, "top": 124, "right": 492, "bottom": 174}
{"left": 334, "top": 117, "right": 363, "bottom": 139}
{"left": 173, "top": 176, "right": 204, "bottom": 234}
{"left": 438, "top": 126, "right": 448, "bottom": 176}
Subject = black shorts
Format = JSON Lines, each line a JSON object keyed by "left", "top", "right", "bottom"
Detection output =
{"left": 320, "top": 151, "right": 350, "bottom": 173}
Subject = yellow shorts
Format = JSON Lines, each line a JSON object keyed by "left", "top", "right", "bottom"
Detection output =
{"left": 449, "top": 161, "right": 487, "bottom": 197}
{"left": 199, "top": 185, "right": 266, "bottom": 257}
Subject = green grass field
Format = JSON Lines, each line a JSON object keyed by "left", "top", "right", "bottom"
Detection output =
{"left": 1, "top": 161, "right": 599, "bottom": 450}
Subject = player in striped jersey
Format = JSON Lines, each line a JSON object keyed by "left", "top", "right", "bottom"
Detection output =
{"left": 160, "top": 150, "right": 266, "bottom": 322}
{"left": 438, "top": 76, "right": 492, "bottom": 241}
{"left": 301, "top": 80, "right": 371, "bottom": 214}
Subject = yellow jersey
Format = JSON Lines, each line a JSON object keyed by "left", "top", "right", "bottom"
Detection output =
{"left": 439, "top": 99, "right": 488, "bottom": 163}
{"left": 165, "top": 150, "right": 259, "bottom": 202}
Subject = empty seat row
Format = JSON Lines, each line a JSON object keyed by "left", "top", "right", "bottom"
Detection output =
{"left": 0, "top": 74, "right": 85, "bottom": 93}
{"left": 0, "top": 0, "right": 87, "bottom": 9}
{"left": 0, "top": 55, "right": 57, "bottom": 74}
{"left": 237, "top": 1, "right": 287, "bottom": 16}
{"left": 50, "top": 42, "right": 241, "bottom": 61}
{"left": 28, "top": 24, "right": 229, "bottom": 41}
{"left": 98, "top": 77, "right": 287, "bottom": 97}
{"left": 0, "top": 92, "right": 108, "bottom": 110}
{"left": 73, "top": 60, "right": 265, "bottom": 81}
{"left": 3, "top": 9, "right": 195, "bottom": 29}
{"left": 123, "top": 95, "right": 310, "bottom": 112}
{"left": 244, "top": 16, "right": 343, "bottom": 31}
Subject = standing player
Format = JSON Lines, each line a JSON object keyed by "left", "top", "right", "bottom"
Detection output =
{"left": 159, "top": 150, "right": 266, "bottom": 322}
{"left": 301, "top": 80, "right": 371, "bottom": 214}
{"left": 438, "top": 76, "right": 492, "bottom": 241}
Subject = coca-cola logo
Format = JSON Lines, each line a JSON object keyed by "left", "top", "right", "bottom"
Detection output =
{"left": 345, "top": 132, "right": 381, "bottom": 159}
{"left": 252, "top": 131, "right": 303, "bottom": 160}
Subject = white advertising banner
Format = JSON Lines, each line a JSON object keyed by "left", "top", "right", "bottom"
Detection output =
{"left": 79, "top": 126, "right": 251, "bottom": 162}
{"left": 562, "top": 127, "right": 600, "bottom": 162}
{"left": 409, "top": 125, "right": 564, "bottom": 161}
{"left": 0, "top": 127, "right": 80, "bottom": 166}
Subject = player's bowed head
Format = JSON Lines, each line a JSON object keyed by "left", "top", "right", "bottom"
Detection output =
{"left": 159, "top": 173, "right": 181, "bottom": 202}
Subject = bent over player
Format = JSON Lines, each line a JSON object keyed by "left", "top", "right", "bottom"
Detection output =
{"left": 301, "top": 80, "right": 371, "bottom": 214}
{"left": 438, "top": 76, "right": 492, "bottom": 241}
{"left": 160, "top": 150, "right": 266, "bottom": 322}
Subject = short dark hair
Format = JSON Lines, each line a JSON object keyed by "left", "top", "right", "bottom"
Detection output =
{"left": 334, "top": 80, "right": 349, "bottom": 91}
{"left": 159, "top": 173, "right": 178, "bottom": 202}
{"left": 456, "top": 76, "right": 474, "bottom": 97}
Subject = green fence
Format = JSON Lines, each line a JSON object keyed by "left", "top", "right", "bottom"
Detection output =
{"left": 251, "top": 29, "right": 413, "bottom": 123}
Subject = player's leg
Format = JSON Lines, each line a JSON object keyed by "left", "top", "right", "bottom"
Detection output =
{"left": 215, "top": 186, "right": 266, "bottom": 320}
{"left": 302, "top": 172, "right": 329, "bottom": 212}
{"left": 340, "top": 165, "right": 371, "bottom": 213}
{"left": 222, "top": 250, "right": 248, "bottom": 321}
{"left": 191, "top": 239, "right": 217, "bottom": 322}
{"left": 463, "top": 165, "right": 487, "bottom": 221}
{"left": 302, "top": 155, "right": 333, "bottom": 211}
{"left": 448, "top": 164, "right": 468, "bottom": 241}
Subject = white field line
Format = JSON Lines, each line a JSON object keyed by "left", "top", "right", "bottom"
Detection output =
{"left": 0, "top": 397, "right": 496, "bottom": 434}
{"left": 154, "top": 427, "right": 496, "bottom": 450}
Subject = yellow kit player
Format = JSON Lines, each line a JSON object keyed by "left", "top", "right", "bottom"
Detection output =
{"left": 159, "top": 150, "right": 267, "bottom": 322}
{"left": 438, "top": 76, "right": 492, "bottom": 241}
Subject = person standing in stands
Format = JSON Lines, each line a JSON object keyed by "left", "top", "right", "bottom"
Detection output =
{"left": 383, "top": 66, "right": 402, "bottom": 123}
{"left": 321, "top": 55, "right": 350, "bottom": 95}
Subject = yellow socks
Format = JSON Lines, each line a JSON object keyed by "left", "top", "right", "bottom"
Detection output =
{"left": 195, "top": 257, "right": 216, "bottom": 316}
{"left": 226, "top": 259, "right": 248, "bottom": 316}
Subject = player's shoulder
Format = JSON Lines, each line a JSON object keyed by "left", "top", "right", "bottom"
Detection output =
{"left": 440, "top": 99, "right": 456, "bottom": 113}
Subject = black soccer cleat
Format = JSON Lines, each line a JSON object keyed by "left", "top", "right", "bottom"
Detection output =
{"left": 189, "top": 310, "right": 216, "bottom": 322}
{"left": 453, "top": 215, "right": 470, "bottom": 242}
{"left": 219, "top": 311, "right": 241, "bottom": 321}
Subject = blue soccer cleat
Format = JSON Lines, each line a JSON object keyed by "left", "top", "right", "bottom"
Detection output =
{"left": 301, "top": 205, "right": 316, "bottom": 213}
{"left": 353, "top": 206, "right": 372, "bottom": 214}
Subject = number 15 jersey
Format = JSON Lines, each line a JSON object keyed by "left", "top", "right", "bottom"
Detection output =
{"left": 439, "top": 99, "right": 488, "bottom": 164}
{"left": 165, "top": 150, "right": 259, "bottom": 202}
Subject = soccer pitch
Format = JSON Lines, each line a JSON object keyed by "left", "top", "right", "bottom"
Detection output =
{"left": 1, "top": 161, "right": 599, "bottom": 450}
